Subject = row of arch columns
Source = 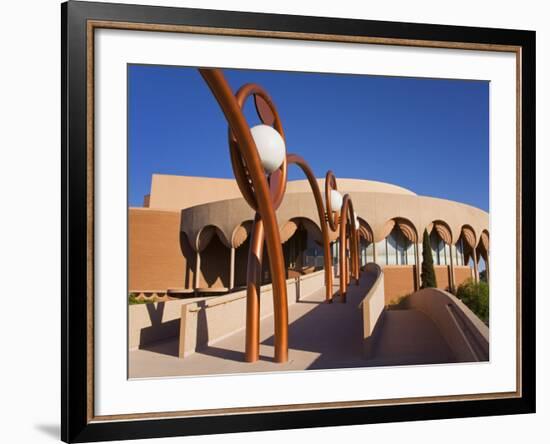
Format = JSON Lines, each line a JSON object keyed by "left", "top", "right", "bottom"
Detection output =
{"left": 192, "top": 222, "right": 253, "bottom": 291}
{"left": 336, "top": 218, "right": 490, "bottom": 291}
{"left": 190, "top": 218, "right": 489, "bottom": 292}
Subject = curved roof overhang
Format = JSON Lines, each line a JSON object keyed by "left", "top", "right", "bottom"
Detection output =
{"left": 180, "top": 191, "right": 489, "bottom": 252}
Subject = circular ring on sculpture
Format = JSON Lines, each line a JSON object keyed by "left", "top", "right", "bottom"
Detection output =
{"left": 236, "top": 84, "right": 287, "bottom": 210}
{"left": 227, "top": 83, "right": 288, "bottom": 211}
{"left": 325, "top": 170, "right": 339, "bottom": 232}
{"left": 343, "top": 195, "right": 356, "bottom": 237}
{"left": 228, "top": 134, "right": 258, "bottom": 210}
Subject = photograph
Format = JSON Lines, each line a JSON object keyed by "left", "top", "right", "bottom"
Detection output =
{"left": 58, "top": 2, "right": 536, "bottom": 440}
{"left": 127, "top": 65, "right": 490, "bottom": 379}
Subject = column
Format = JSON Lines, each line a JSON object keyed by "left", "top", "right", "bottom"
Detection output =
{"left": 414, "top": 242, "right": 421, "bottom": 290}
{"left": 229, "top": 246, "right": 235, "bottom": 291}
{"left": 473, "top": 250, "right": 479, "bottom": 283}
{"left": 449, "top": 243, "right": 455, "bottom": 293}
{"left": 194, "top": 249, "right": 201, "bottom": 291}
{"left": 332, "top": 241, "right": 338, "bottom": 277}
{"left": 245, "top": 216, "right": 264, "bottom": 363}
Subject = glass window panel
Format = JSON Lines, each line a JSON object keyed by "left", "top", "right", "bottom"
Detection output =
{"left": 439, "top": 240, "right": 445, "bottom": 266}
{"left": 386, "top": 233, "right": 397, "bottom": 265}
{"left": 455, "top": 237, "right": 465, "bottom": 266}
{"left": 407, "top": 243, "right": 416, "bottom": 267}
{"left": 387, "top": 225, "right": 415, "bottom": 266}
{"left": 396, "top": 228, "right": 406, "bottom": 265}
{"left": 366, "top": 242, "right": 374, "bottom": 264}
{"left": 430, "top": 230, "right": 439, "bottom": 265}
{"left": 376, "top": 239, "right": 386, "bottom": 266}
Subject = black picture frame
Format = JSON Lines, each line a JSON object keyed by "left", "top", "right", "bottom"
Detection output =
{"left": 62, "top": 1, "right": 536, "bottom": 442}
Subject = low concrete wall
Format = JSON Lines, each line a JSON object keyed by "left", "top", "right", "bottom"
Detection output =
{"left": 129, "top": 297, "right": 208, "bottom": 350}
{"left": 434, "top": 265, "right": 451, "bottom": 291}
{"left": 407, "top": 288, "right": 489, "bottom": 362}
{"left": 358, "top": 263, "right": 385, "bottom": 358}
{"left": 128, "top": 270, "right": 326, "bottom": 356}
{"left": 454, "top": 266, "right": 474, "bottom": 287}
{"left": 383, "top": 265, "right": 416, "bottom": 304}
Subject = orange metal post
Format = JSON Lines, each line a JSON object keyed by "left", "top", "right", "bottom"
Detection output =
{"left": 338, "top": 194, "right": 358, "bottom": 302}
{"left": 324, "top": 171, "right": 340, "bottom": 302}
{"left": 245, "top": 214, "right": 264, "bottom": 362}
{"left": 199, "top": 68, "right": 289, "bottom": 363}
{"left": 287, "top": 153, "right": 333, "bottom": 304}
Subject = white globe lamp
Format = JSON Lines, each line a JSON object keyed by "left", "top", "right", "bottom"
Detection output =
{"left": 323, "top": 189, "right": 343, "bottom": 212}
{"left": 250, "top": 124, "right": 286, "bottom": 174}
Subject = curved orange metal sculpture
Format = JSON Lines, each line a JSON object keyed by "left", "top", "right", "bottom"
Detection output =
{"left": 200, "top": 68, "right": 362, "bottom": 361}
{"left": 199, "top": 68, "right": 289, "bottom": 363}
{"left": 324, "top": 171, "right": 360, "bottom": 302}
{"left": 339, "top": 195, "right": 359, "bottom": 302}
{"left": 286, "top": 154, "right": 333, "bottom": 303}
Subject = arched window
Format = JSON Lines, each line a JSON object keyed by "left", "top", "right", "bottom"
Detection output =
{"left": 283, "top": 220, "right": 323, "bottom": 270}
{"left": 302, "top": 231, "right": 323, "bottom": 268}
{"left": 356, "top": 219, "right": 374, "bottom": 267}
{"left": 478, "top": 255, "right": 487, "bottom": 282}
{"left": 458, "top": 225, "right": 477, "bottom": 269}
{"left": 284, "top": 223, "right": 306, "bottom": 269}
{"left": 330, "top": 239, "right": 340, "bottom": 278}
{"left": 430, "top": 229, "right": 450, "bottom": 265}
{"left": 386, "top": 225, "right": 413, "bottom": 265}
{"left": 359, "top": 237, "right": 373, "bottom": 267}
{"left": 477, "top": 230, "right": 490, "bottom": 282}
{"left": 455, "top": 236, "right": 466, "bottom": 266}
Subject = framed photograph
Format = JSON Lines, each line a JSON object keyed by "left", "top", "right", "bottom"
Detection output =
{"left": 62, "top": 1, "right": 535, "bottom": 442}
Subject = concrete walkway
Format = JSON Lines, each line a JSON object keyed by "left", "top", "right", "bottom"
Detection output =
{"left": 129, "top": 271, "right": 455, "bottom": 378}
{"left": 366, "top": 309, "right": 455, "bottom": 367}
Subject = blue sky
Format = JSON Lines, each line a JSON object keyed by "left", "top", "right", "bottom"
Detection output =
{"left": 128, "top": 65, "right": 489, "bottom": 211}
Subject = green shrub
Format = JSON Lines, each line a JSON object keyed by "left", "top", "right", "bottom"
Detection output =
{"left": 128, "top": 293, "right": 154, "bottom": 305}
{"left": 388, "top": 294, "right": 411, "bottom": 310}
{"left": 456, "top": 279, "right": 489, "bottom": 325}
{"left": 479, "top": 269, "right": 487, "bottom": 283}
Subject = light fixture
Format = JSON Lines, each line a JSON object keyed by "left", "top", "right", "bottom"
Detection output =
{"left": 250, "top": 124, "right": 286, "bottom": 174}
{"left": 324, "top": 189, "right": 343, "bottom": 212}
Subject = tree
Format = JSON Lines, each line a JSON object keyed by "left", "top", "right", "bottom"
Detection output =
{"left": 421, "top": 228, "right": 437, "bottom": 288}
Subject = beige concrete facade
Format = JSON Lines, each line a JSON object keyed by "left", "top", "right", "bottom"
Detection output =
{"left": 177, "top": 186, "right": 489, "bottom": 249}
{"left": 129, "top": 208, "right": 189, "bottom": 291}
{"left": 146, "top": 174, "right": 417, "bottom": 210}
{"left": 129, "top": 174, "right": 489, "bottom": 300}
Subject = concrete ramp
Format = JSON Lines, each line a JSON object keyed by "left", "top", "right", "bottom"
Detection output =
{"left": 365, "top": 309, "right": 455, "bottom": 366}
{"left": 128, "top": 268, "right": 488, "bottom": 379}
{"left": 404, "top": 288, "right": 489, "bottom": 362}
{"left": 362, "top": 287, "right": 489, "bottom": 366}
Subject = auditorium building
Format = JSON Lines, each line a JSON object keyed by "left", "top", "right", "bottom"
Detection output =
{"left": 129, "top": 174, "right": 489, "bottom": 304}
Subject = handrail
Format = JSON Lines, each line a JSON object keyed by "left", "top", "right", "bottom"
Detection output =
{"left": 286, "top": 154, "right": 334, "bottom": 304}
{"left": 407, "top": 288, "right": 489, "bottom": 362}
